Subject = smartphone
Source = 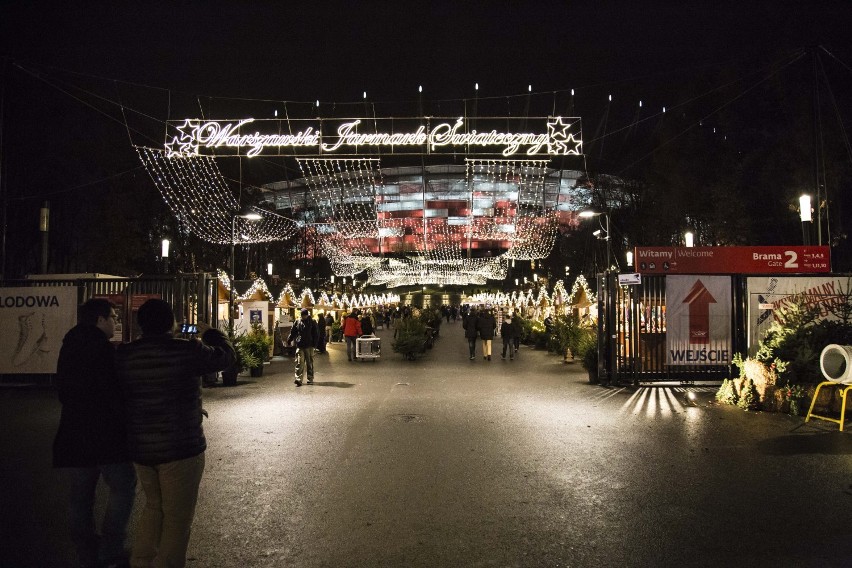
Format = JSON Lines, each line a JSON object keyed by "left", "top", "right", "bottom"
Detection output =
{"left": 181, "top": 323, "right": 198, "bottom": 334}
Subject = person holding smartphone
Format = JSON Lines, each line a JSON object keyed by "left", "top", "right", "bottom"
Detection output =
{"left": 115, "top": 300, "right": 235, "bottom": 568}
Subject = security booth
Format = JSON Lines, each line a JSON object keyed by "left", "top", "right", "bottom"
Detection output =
{"left": 598, "top": 245, "right": 834, "bottom": 385}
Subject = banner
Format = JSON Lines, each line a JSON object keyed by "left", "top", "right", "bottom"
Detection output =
{"left": 0, "top": 287, "right": 78, "bottom": 374}
{"left": 164, "top": 116, "right": 583, "bottom": 158}
{"left": 635, "top": 246, "right": 830, "bottom": 274}
{"left": 666, "top": 276, "right": 732, "bottom": 366}
{"left": 746, "top": 275, "right": 852, "bottom": 355}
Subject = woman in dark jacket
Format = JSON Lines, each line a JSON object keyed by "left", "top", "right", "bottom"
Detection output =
{"left": 500, "top": 315, "right": 517, "bottom": 360}
{"left": 360, "top": 312, "right": 374, "bottom": 335}
{"left": 476, "top": 309, "right": 497, "bottom": 361}
{"left": 115, "top": 299, "right": 235, "bottom": 568}
{"left": 462, "top": 309, "right": 480, "bottom": 360}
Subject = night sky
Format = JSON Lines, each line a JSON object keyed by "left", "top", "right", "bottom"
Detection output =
{"left": 1, "top": 1, "right": 851, "bottom": 275}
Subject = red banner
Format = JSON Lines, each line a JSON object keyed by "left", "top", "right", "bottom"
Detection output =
{"left": 634, "top": 246, "right": 831, "bottom": 274}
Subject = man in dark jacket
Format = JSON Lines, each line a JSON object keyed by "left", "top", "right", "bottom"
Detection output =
{"left": 360, "top": 311, "right": 374, "bottom": 336}
{"left": 476, "top": 308, "right": 497, "bottom": 361}
{"left": 288, "top": 308, "right": 318, "bottom": 386}
{"left": 500, "top": 314, "right": 517, "bottom": 361}
{"left": 115, "top": 299, "right": 235, "bottom": 568}
{"left": 462, "top": 309, "right": 479, "bottom": 361}
{"left": 53, "top": 298, "right": 136, "bottom": 568}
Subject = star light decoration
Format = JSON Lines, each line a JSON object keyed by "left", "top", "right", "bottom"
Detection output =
{"left": 547, "top": 117, "right": 583, "bottom": 155}
{"left": 164, "top": 119, "right": 200, "bottom": 158}
{"left": 138, "top": 147, "right": 298, "bottom": 244}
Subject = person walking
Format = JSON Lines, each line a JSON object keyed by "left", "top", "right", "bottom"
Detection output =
{"left": 288, "top": 309, "right": 319, "bottom": 385}
{"left": 500, "top": 314, "right": 517, "bottom": 360}
{"left": 315, "top": 314, "right": 327, "bottom": 354}
{"left": 511, "top": 314, "right": 523, "bottom": 357}
{"left": 477, "top": 308, "right": 497, "bottom": 361}
{"left": 342, "top": 310, "right": 363, "bottom": 362}
{"left": 53, "top": 298, "right": 136, "bottom": 568}
{"left": 115, "top": 299, "right": 235, "bottom": 568}
{"left": 462, "top": 308, "right": 479, "bottom": 361}
{"left": 324, "top": 313, "right": 334, "bottom": 345}
{"left": 360, "top": 311, "right": 374, "bottom": 336}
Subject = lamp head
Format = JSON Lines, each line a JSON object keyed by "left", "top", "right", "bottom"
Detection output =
{"left": 236, "top": 206, "right": 263, "bottom": 221}
{"left": 799, "top": 195, "right": 812, "bottom": 222}
{"left": 579, "top": 210, "right": 599, "bottom": 218}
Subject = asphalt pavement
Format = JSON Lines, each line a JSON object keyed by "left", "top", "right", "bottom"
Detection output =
{"left": 3, "top": 320, "right": 852, "bottom": 567}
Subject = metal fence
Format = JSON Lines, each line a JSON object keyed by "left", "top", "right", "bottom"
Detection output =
{"left": 599, "top": 273, "right": 737, "bottom": 385}
{"left": 0, "top": 273, "right": 218, "bottom": 345}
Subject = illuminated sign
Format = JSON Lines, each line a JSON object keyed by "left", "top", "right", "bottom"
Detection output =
{"left": 666, "top": 276, "right": 732, "bottom": 366}
{"left": 164, "top": 116, "right": 582, "bottom": 158}
{"left": 634, "top": 246, "right": 831, "bottom": 274}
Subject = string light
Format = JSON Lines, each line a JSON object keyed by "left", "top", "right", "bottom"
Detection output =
{"left": 137, "top": 147, "right": 298, "bottom": 244}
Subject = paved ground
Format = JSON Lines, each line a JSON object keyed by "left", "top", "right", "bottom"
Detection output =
{"left": 3, "top": 320, "right": 852, "bottom": 567}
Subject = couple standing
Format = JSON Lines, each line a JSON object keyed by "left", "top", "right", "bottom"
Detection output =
{"left": 53, "top": 298, "right": 236, "bottom": 568}
{"left": 463, "top": 308, "right": 497, "bottom": 361}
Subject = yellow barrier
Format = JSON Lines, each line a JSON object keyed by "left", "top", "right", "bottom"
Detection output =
{"left": 805, "top": 381, "right": 852, "bottom": 431}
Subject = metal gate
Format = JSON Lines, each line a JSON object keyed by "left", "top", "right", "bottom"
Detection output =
{"left": 0, "top": 273, "right": 218, "bottom": 344}
{"left": 600, "top": 273, "right": 735, "bottom": 384}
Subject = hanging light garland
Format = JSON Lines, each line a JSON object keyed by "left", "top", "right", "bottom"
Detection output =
{"left": 138, "top": 147, "right": 298, "bottom": 244}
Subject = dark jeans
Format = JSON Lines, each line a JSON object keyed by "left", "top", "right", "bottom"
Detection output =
{"left": 502, "top": 337, "right": 516, "bottom": 358}
{"left": 345, "top": 336, "right": 357, "bottom": 360}
{"left": 467, "top": 338, "right": 477, "bottom": 357}
{"left": 64, "top": 462, "right": 137, "bottom": 565}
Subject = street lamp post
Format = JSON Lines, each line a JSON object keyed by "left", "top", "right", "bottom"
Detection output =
{"left": 580, "top": 210, "right": 611, "bottom": 271}
{"left": 799, "top": 194, "right": 812, "bottom": 245}
{"left": 580, "top": 209, "right": 614, "bottom": 385}
{"left": 161, "top": 238, "right": 170, "bottom": 273}
{"left": 229, "top": 208, "right": 263, "bottom": 330}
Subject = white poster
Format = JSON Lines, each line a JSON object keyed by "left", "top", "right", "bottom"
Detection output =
{"left": 0, "top": 286, "right": 79, "bottom": 374}
{"left": 746, "top": 275, "right": 852, "bottom": 355}
{"left": 666, "top": 276, "right": 732, "bottom": 366}
{"left": 235, "top": 301, "right": 269, "bottom": 335}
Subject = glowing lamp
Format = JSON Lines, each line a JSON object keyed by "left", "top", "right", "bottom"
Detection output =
{"left": 799, "top": 195, "right": 812, "bottom": 222}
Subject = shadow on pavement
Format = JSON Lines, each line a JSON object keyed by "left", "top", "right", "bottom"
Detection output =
{"left": 757, "top": 431, "right": 852, "bottom": 455}
{"left": 203, "top": 380, "right": 259, "bottom": 388}
{"left": 310, "top": 381, "right": 356, "bottom": 388}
